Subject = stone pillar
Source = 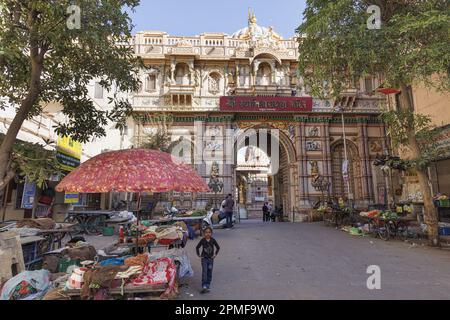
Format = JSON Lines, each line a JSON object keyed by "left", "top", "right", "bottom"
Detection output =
{"left": 246, "top": 181, "right": 252, "bottom": 204}
{"left": 357, "top": 122, "right": 372, "bottom": 206}
{"left": 322, "top": 121, "right": 332, "bottom": 200}
{"left": 222, "top": 120, "right": 235, "bottom": 196}
{"left": 296, "top": 119, "right": 310, "bottom": 208}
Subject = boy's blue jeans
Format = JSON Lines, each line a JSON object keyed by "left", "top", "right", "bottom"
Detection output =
{"left": 201, "top": 257, "right": 214, "bottom": 288}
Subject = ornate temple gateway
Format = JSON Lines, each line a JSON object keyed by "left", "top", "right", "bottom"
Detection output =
{"left": 130, "top": 12, "right": 388, "bottom": 220}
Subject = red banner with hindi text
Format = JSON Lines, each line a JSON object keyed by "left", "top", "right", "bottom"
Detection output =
{"left": 219, "top": 96, "right": 313, "bottom": 112}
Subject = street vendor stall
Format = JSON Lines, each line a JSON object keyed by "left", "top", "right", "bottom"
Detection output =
{"left": 1, "top": 218, "right": 79, "bottom": 270}
{"left": 49, "top": 148, "right": 209, "bottom": 300}
{"left": 358, "top": 209, "right": 417, "bottom": 241}
{"left": 64, "top": 210, "right": 135, "bottom": 235}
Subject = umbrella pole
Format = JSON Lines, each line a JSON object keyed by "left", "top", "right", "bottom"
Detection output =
{"left": 135, "top": 192, "right": 142, "bottom": 255}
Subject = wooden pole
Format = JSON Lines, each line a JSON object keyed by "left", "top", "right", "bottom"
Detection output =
{"left": 135, "top": 192, "right": 142, "bottom": 254}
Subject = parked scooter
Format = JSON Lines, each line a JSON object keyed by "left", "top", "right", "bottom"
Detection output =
{"left": 163, "top": 205, "right": 186, "bottom": 218}
{"left": 202, "top": 207, "right": 236, "bottom": 229}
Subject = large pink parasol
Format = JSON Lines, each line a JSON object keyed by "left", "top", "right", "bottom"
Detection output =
{"left": 55, "top": 148, "right": 209, "bottom": 193}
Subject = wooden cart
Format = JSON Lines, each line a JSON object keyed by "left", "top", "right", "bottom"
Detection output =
{"left": 61, "top": 262, "right": 181, "bottom": 300}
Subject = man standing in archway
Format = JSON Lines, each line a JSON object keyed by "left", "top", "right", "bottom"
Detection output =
{"left": 223, "top": 194, "right": 235, "bottom": 229}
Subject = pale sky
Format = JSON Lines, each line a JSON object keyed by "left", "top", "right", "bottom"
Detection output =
{"left": 128, "top": 0, "right": 307, "bottom": 38}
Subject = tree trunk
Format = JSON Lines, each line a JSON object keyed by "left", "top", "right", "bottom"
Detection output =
{"left": 0, "top": 59, "right": 43, "bottom": 191}
{"left": 399, "top": 83, "right": 440, "bottom": 246}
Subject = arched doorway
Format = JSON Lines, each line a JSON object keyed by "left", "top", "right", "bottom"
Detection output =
{"left": 233, "top": 125, "right": 296, "bottom": 220}
{"left": 331, "top": 140, "right": 362, "bottom": 202}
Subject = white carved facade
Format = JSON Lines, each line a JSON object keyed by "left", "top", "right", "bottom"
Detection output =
{"left": 83, "top": 12, "right": 388, "bottom": 219}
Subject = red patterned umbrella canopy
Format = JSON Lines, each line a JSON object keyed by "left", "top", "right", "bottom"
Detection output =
{"left": 56, "top": 149, "right": 209, "bottom": 193}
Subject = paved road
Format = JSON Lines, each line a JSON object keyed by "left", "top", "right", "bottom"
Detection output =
{"left": 178, "top": 220, "right": 450, "bottom": 300}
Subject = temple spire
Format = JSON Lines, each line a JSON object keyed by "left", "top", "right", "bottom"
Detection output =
{"left": 248, "top": 8, "right": 257, "bottom": 26}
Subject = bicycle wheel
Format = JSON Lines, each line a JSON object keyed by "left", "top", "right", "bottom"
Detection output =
{"left": 386, "top": 220, "right": 397, "bottom": 238}
{"left": 396, "top": 221, "right": 409, "bottom": 240}
{"left": 39, "top": 234, "right": 54, "bottom": 254}
{"left": 342, "top": 213, "right": 356, "bottom": 227}
{"left": 378, "top": 223, "right": 390, "bottom": 241}
{"left": 64, "top": 215, "right": 83, "bottom": 235}
{"left": 85, "top": 215, "right": 105, "bottom": 235}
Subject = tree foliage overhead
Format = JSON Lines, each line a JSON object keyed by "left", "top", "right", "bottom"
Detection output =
{"left": 137, "top": 113, "right": 183, "bottom": 153}
{"left": 296, "top": 0, "right": 450, "bottom": 99}
{"left": 381, "top": 110, "right": 446, "bottom": 169}
{"left": 0, "top": 0, "right": 143, "bottom": 142}
{"left": 0, "top": 134, "right": 61, "bottom": 188}
{"left": 296, "top": 0, "right": 449, "bottom": 245}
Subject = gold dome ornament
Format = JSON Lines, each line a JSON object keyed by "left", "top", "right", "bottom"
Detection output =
{"left": 248, "top": 9, "right": 257, "bottom": 25}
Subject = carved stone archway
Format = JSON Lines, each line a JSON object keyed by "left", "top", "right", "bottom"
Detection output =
{"left": 232, "top": 123, "right": 297, "bottom": 220}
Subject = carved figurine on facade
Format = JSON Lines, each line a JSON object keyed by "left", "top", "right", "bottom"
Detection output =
{"left": 309, "top": 160, "right": 330, "bottom": 194}
{"left": 226, "top": 72, "right": 235, "bottom": 86}
{"left": 208, "top": 161, "right": 223, "bottom": 193}
{"left": 310, "top": 161, "right": 320, "bottom": 180}
{"left": 208, "top": 74, "right": 220, "bottom": 94}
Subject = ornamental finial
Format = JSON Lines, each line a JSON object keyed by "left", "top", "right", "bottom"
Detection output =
{"left": 248, "top": 8, "right": 257, "bottom": 25}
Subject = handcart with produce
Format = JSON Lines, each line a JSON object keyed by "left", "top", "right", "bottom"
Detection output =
{"left": 359, "top": 208, "right": 415, "bottom": 241}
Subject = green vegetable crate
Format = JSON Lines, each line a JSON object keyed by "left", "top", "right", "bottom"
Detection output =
{"left": 102, "top": 226, "right": 115, "bottom": 236}
{"left": 58, "top": 258, "right": 80, "bottom": 273}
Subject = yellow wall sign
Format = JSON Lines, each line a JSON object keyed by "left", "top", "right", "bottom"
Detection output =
{"left": 64, "top": 192, "right": 80, "bottom": 204}
{"left": 57, "top": 135, "right": 82, "bottom": 171}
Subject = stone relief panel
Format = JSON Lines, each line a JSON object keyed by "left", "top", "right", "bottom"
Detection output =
{"left": 140, "top": 98, "right": 160, "bottom": 106}
{"left": 306, "top": 140, "right": 322, "bottom": 151}
{"left": 312, "top": 99, "right": 332, "bottom": 110}
{"left": 287, "top": 125, "right": 296, "bottom": 141}
{"left": 306, "top": 126, "right": 320, "bottom": 137}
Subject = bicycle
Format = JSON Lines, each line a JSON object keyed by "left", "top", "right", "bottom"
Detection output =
{"left": 367, "top": 217, "right": 390, "bottom": 240}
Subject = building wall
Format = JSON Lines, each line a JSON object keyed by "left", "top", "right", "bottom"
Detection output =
{"left": 412, "top": 82, "right": 450, "bottom": 202}
{"left": 1, "top": 14, "right": 390, "bottom": 221}
{"left": 412, "top": 84, "right": 450, "bottom": 127}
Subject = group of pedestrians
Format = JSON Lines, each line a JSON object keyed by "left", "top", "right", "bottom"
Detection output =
{"left": 262, "top": 202, "right": 282, "bottom": 222}
{"left": 195, "top": 193, "right": 234, "bottom": 293}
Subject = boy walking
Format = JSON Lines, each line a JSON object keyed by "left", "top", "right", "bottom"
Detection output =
{"left": 196, "top": 226, "right": 220, "bottom": 293}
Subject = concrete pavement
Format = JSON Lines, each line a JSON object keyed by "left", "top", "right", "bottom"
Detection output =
{"left": 178, "top": 219, "right": 450, "bottom": 300}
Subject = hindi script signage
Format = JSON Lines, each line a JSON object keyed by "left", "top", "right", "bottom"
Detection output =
{"left": 220, "top": 96, "right": 313, "bottom": 112}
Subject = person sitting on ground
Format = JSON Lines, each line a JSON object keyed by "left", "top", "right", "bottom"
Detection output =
{"left": 196, "top": 226, "right": 220, "bottom": 293}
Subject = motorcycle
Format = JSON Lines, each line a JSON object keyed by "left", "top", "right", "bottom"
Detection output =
{"left": 202, "top": 207, "right": 236, "bottom": 230}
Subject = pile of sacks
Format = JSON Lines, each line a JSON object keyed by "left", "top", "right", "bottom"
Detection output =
{"left": 42, "top": 238, "right": 97, "bottom": 274}
{"left": 131, "top": 224, "right": 186, "bottom": 247}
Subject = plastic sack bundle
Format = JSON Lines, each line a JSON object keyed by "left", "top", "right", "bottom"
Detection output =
{"left": 99, "top": 256, "right": 131, "bottom": 267}
{"left": 1, "top": 270, "right": 51, "bottom": 300}
{"left": 177, "top": 250, "right": 194, "bottom": 278}
{"left": 148, "top": 248, "right": 193, "bottom": 278}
